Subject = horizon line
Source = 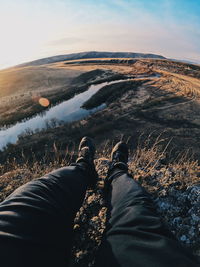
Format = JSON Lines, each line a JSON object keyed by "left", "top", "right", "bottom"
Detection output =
{"left": 1, "top": 50, "right": 200, "bottom": 71}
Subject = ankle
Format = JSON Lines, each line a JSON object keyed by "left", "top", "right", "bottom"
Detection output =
{"left": 107, "top": 162, "right": 128, "bottom": 178}
{"left": 76, "top": 156, "right": 92, "bottom": 165}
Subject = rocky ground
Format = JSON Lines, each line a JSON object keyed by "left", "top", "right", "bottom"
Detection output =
{"left": 0, "top": 144, "right": 199, "bottom": 266}
{"left": 70, "top": 155, "right": 200, "bottom": 266}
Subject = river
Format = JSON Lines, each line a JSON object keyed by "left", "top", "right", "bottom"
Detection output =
{"left": 0, "top": 79, "right": 132, "bottom": 150}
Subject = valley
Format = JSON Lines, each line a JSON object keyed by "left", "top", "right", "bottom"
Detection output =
{"left": 0, "top": 55, "right": 200, "bottom": 263}
{"left": 0, "top": 57, "right": 200, "bottom": 163}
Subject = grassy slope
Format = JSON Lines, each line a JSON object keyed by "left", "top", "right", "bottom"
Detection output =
{"left": 0, "top": 68, "right": 120, "bottom": 127}
{"left": 82, "top": 80, "right": 144, "bottom": 109}
{"left": 0, "top": 65, "right": 82, "bottom": 127}
{"left": 0, "top": 140, "right": 199, "bottom": 266}
{"left": 0, "top": 58, "right": 200, "bottom": 265}
{"left": 1, "top": 60, "right": 200, "bottom": 163}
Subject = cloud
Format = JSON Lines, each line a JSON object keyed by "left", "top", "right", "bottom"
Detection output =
{"left": 48, "top": 37, "right": 83, "bottom": 46}
{"left": 0, "top": 0, "right": 200, "bottom": 68}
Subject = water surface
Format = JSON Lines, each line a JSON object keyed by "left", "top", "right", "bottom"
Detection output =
{"left": 0, "top": 79, "right": 130, "bottom": 150}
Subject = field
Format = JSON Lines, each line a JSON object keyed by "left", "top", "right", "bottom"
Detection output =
{"left": 0, "top": 65, "right": 84, "bottom": 126}
{"left": 0, "top": 58, "right": 200, "bottom": 162}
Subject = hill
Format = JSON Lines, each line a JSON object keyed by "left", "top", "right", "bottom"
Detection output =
{"left": 0, "top": 55, "right": 200, "bottom": 265}
{"left": 0, "top": 57, "right": 200, "bottom": 160}
{"left": 19, "top": 51, "right": 166, "bottom": 67}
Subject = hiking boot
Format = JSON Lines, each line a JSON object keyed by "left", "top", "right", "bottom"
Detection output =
{"left": 111, "top": 141, "right": 129, "bottom": 165}
{"left": 77, "top": 136, "right": 95, "bottom": 165}
{"left": 105, "top": 142, "right": 129, "bottom": 188}
{"left": 76, "top": 136, "right": 97, "bottom": 188}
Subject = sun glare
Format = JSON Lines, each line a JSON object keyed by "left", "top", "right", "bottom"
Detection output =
{"left": 0, "top": 1, "right": 65, "bottom": 69}
{"left": 39, "top": 97, "right": 50, "bottom": 107}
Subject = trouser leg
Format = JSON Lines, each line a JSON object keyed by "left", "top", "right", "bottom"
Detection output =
{"left": 95, "top": 169, "right": 198, "bottom": 267}
{"left": 0, "top": 163, "right": 90, "bottom": 267}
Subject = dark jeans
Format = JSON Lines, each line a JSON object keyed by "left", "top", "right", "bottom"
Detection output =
{"left": 0, "top": 164, "right": 198, "bottom": 267}
{"left": 95, "top": 169, "right": 199, "bottom": 267}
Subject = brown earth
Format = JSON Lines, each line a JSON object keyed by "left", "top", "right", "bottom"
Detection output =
{"left": 0, "top": 58, "right": 200, "bottom": 265}
{"left": 1, "top": 58, "right": 200, "bottom": 163}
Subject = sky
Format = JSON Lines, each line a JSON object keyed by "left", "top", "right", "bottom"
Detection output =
{"left": 0, "top": 0, "right": 200, "bottom": 69}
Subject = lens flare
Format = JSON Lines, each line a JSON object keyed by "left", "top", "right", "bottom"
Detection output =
{"left": 39, "top": 97, "right": 50, "bottom": 107}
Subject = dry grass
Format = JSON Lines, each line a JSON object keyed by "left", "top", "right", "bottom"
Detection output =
{"left": 0, "top": 144, "right": 74, "bottom": 201}
{"left": 0, "top": 137, "right": 199, "bottom": 265}
{"left": 125, "top": 133, "right": 199, "bottom": 193}
{"left": 0, "top": 65, "right": 84, "bottom": 127}
{"left": 0, "top": 65, "right": 82, "bottom": 97}
{"left": 152, "top": 71, "right": 200, "bottom": 99}
{"left": 0, "top": 135, "right": 198, "bottom": 201}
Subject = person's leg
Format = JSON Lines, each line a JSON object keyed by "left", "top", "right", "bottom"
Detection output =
{"left": 0, "top": 137, "right": 97, "bottom": 267}
{"left": 95, "top": 142, "right": 198, "bottom": 267}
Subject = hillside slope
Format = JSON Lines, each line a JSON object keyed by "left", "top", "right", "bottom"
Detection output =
{"left": 19, "top": 51, "right": 166, "bottom": 67}
{"left": 0, "top": 56, "right": 200, "bottom": 265}
{"left": 1, "top": 57, "right": 199, "bottom": 161}
{"left": 0, "top": 142, "right": 199, "bottom": 266}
